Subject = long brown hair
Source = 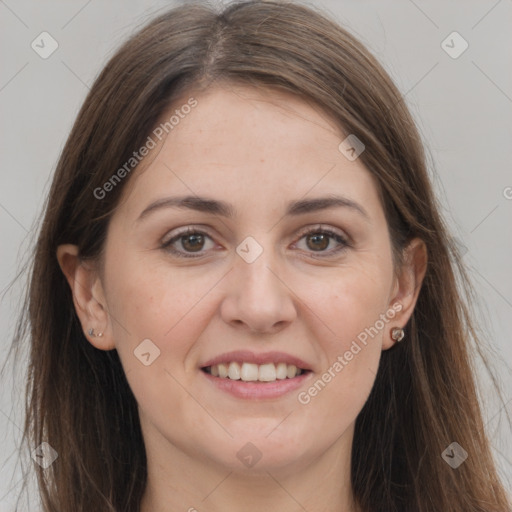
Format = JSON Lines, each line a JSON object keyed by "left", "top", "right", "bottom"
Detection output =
{"left": 8, "top": 1, "right": 510, "bottom": 510}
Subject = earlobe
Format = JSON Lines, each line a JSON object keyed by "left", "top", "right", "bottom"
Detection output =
{"left": 56, "top": 244, "right": 115, "bottom": 351}
{"left": 383, "top": 237, "right": 427, "bottom": 350}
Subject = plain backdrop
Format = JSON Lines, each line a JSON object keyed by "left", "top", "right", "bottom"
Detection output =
{"left": 1, "top": 0, "right": 511, "bottom": 509}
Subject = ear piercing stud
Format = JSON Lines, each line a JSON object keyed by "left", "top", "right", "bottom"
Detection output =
{"left": 391, "top": 327, "right": 405, "bottom": 342}
{"left": 88, "top": 328, "right": 104, "bottom": 338}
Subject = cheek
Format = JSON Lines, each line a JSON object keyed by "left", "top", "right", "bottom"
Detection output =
{"left": 103, "top": 251, "right": 223, "bottom": 367}
{"left": 306, "top": 260, "right": 393, "bottom": 345}
{"left": 296, "top": 261, "right": 393, "bottom": 399}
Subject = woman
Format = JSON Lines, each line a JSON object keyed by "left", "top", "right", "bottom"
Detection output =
{"left": 12, "top": 1, "right": 510, "bottom": 511}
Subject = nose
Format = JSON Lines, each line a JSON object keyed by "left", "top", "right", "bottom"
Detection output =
{"left": 219, "top": 242, "right": 297, "bottom": 335}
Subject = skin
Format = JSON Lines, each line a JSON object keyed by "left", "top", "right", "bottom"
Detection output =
{"left": 57, "top": 85, "right": 427, "bottom": 512}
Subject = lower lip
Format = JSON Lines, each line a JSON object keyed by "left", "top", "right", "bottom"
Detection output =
{"left": 201, "top": 370, "right": 312, "bottom": 399}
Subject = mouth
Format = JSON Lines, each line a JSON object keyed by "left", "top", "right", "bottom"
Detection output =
{"left": 199, "top": 350, "right": 313, "bottom": 389}
{"left": 201, "top": 362, "right": 311, "bottom": 382}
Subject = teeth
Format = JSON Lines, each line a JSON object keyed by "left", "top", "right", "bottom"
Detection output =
{"left": 287, "top": 364, "right": 297, "bottom": 379}
{"left": 258, "top": 363, "right": 276, "bottom": 382}
{"left": 218, "top": 363, "right": 228, "bottom": 378}
{"left": 228, "top": 362, "right": 241, "bottom": 380}
{"left": 206, "top": 362, "right": 304, "bottom": 382}
{"left": 240, "top": 363, "right": 259, "bottom": 381}
{"left": 276, "top": 362, "right": 288, "bottom": 380}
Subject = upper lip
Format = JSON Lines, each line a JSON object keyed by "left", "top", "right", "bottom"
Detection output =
{"left": 201, "top": 350, "right": 312, "bottom": 370}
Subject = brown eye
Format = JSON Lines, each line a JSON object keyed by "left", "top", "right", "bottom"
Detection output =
{"left": 180, "top": 233, "right": 205, "bottom": 252}
{"left": 306, "top": 233, "right": 330, "bottom": 251}
{"left": 294, "top": 227, "right": 350, "bottom": 257}
{"left": 161, "top": 228, "right": 216, "bottom": 258}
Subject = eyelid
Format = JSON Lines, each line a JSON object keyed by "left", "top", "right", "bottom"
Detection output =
{"left": 160, "top": 226, "right": 220, "bottom": 259}
{"left": 160, "top": 225, "right": 214, "bottom": 245}
{"left": 294, "top": 224, "right": 351, "bottom": 245}
{"left": 291, "top": 224, "right": 351, "bottom": 256}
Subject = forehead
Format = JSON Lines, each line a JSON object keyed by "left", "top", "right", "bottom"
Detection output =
{"left": 115, "top": 85, "right": 382, "bottom": 223}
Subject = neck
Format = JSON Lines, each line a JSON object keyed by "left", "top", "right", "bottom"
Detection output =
{"left": 140, "top": 424, "right": 358, "bottom": 512}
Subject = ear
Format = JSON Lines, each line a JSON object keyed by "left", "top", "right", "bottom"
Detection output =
{"left": 382, "top": 237, "right": 427, "bottom": 350}
{"left": 56, "top": 244, "right": 115, "bottom": 351}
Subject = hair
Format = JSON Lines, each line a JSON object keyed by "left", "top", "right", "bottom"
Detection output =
{"left": 7, "top": 1, "right": 510, "bottom": 511}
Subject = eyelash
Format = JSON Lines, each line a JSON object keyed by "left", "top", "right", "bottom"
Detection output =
{"left": 160, "top": 225, "right": 350, "bottom": 259}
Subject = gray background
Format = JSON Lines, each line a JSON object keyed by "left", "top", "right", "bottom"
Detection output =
{"left": 1, "top": 0, "right": 511, "bottom": 509}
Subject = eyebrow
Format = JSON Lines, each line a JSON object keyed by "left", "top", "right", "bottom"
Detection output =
{"left": 137, "top": 194, "right": 370, "bottom": 222}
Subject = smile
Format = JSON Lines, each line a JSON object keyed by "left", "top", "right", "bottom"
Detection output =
{"left": 202, "top": 362, "right": 308, "bottom": 382}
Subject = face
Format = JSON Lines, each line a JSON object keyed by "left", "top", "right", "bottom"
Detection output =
{"left": 66, "top": 84, "right": 421, "bottom": 476}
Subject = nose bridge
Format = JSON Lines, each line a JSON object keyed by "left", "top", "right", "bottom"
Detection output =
{"left": 220, "top": 233, "right": 296, "bottom": 333}
{"left": 235, "top": 233, "right": 282, "bottom": 299}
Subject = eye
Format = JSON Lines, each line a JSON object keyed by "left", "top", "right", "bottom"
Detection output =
{"left": 161, "top": 225, "right": 350, "bottom": 259}
{"left": 161, "top": 227, "right": 217, "bottom": 258}
{"left": 293, "top": 225, "right": 350, "bottom": 257}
